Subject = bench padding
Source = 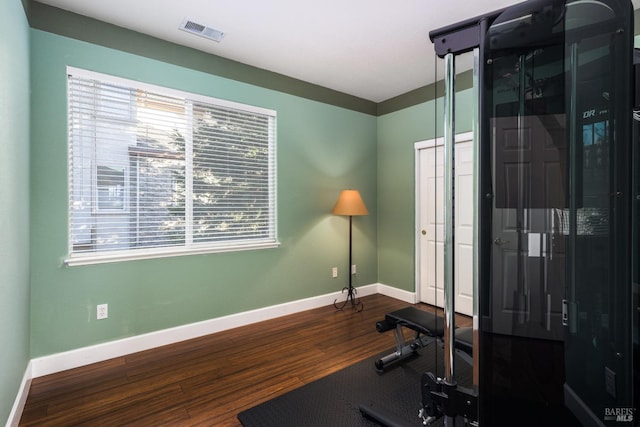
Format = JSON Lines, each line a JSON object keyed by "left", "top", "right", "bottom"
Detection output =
{"left": 383, "top": 307, "right": 445, "bottom": 337}
{"left": 455, "top": 326, "right": 473, "bottom": 354}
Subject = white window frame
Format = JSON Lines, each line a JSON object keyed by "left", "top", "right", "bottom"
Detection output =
{"left": 65, "top": 67, "right": 278, "bottom": 266}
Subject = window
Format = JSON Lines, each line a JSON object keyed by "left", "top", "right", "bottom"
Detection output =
{"left": 66, "top": 68, "right": 277, "bottom": 265}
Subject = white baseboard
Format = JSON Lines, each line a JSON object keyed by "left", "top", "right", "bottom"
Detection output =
{"left": 6, "top": 361, "right": 32, "bottom": 427}
{"left": 377, "top": 283, "right": 417, "bottom": 304}
{"left": 32, "top": 283, "right": 414, "bottom": 378}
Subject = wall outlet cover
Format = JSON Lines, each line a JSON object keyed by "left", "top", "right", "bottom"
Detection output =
{"left": 97, "top": 304, "right": 108, "bottom": 320}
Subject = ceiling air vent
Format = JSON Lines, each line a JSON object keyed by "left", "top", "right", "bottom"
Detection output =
{"left": 179, "top": 18, "right": 225, "bottom": 42}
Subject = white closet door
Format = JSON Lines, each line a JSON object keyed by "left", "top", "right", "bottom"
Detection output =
{"left": 417, "top": 135, "right": 473, "bottom": 316}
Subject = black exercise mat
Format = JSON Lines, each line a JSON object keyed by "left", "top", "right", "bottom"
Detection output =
{"left": 237, "top": 345, "right": 472, "bottom": 427}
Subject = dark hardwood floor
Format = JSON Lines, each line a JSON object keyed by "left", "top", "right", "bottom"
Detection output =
{"left": 19, "top": 294, "right": 471, "bottom": 426}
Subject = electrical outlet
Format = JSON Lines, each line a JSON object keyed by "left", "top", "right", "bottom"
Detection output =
{"left": 97, "top": 304, "right": 108, "bottom": 320}
{"left": 351, "top": 264, "right": 356, "bottom": 274}
{"left": 332, "top": 267, "right": 338, "bottom": 278}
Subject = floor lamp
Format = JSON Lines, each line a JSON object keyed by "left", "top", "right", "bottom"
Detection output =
{"left": 332, "top": 189, "right": 368, "bottom": 312}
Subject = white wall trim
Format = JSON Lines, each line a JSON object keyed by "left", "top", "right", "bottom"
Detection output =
{"left": 6, "top": 361, "right": 32, "bottom": 427}
{"left": 31, "top": 284, "right": 414, "bottom": 378}
{"left": 377, "top": 283, "right": 417, "bottom": 304}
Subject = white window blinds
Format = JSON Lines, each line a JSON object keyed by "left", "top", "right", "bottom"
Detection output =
{"left": 66, "top": 68, "right": 277, "bottom": 265}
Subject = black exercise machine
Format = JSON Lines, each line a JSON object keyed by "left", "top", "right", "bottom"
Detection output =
{"left": 367, "top": 0, "right": 637, "bottom": 425}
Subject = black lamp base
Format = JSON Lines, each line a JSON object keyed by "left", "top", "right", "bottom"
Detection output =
{"left": 334, "top": 285, "right": 363, "bottom": 312}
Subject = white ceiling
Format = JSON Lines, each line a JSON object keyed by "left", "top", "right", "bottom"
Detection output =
{"left": 35, "top": 0, "right": 640, "bottom": 103}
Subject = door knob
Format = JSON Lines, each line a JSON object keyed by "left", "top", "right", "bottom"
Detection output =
{"left": 421, "top": 230, "right": 427, "bottom": 235}
{"left": 494, "top": 237, "right": 509, "bottom": 246}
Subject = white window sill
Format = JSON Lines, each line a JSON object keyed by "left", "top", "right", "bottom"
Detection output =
{"left": 64, "top": 240, "right": 280, "bottom": 267}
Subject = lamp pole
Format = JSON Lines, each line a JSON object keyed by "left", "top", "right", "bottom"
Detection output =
{"left": 334, "top": 214, "right": 363, "bottom": 311}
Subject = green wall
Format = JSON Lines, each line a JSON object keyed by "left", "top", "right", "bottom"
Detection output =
{"left": 376, "top": 88, "right": 474, "bottom": 292}
{"left": 29, "top": 30, "right": 377, "bottom": 358}
{"left": 0, "top": 0, "right": 31, "bottom": 424}
{"left": 28, "top": 26, "right": 476, "bottom": 359}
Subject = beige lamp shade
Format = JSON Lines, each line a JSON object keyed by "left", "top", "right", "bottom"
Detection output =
{"left": 332, "top": 189, "right": 368, "bottom": 216}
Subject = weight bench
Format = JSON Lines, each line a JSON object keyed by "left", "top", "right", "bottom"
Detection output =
{"left": 362, "top": 307, "right": 475, "bottom": 425}
{"left": 374, "top": 306, "right": 473, "bottom": 371}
